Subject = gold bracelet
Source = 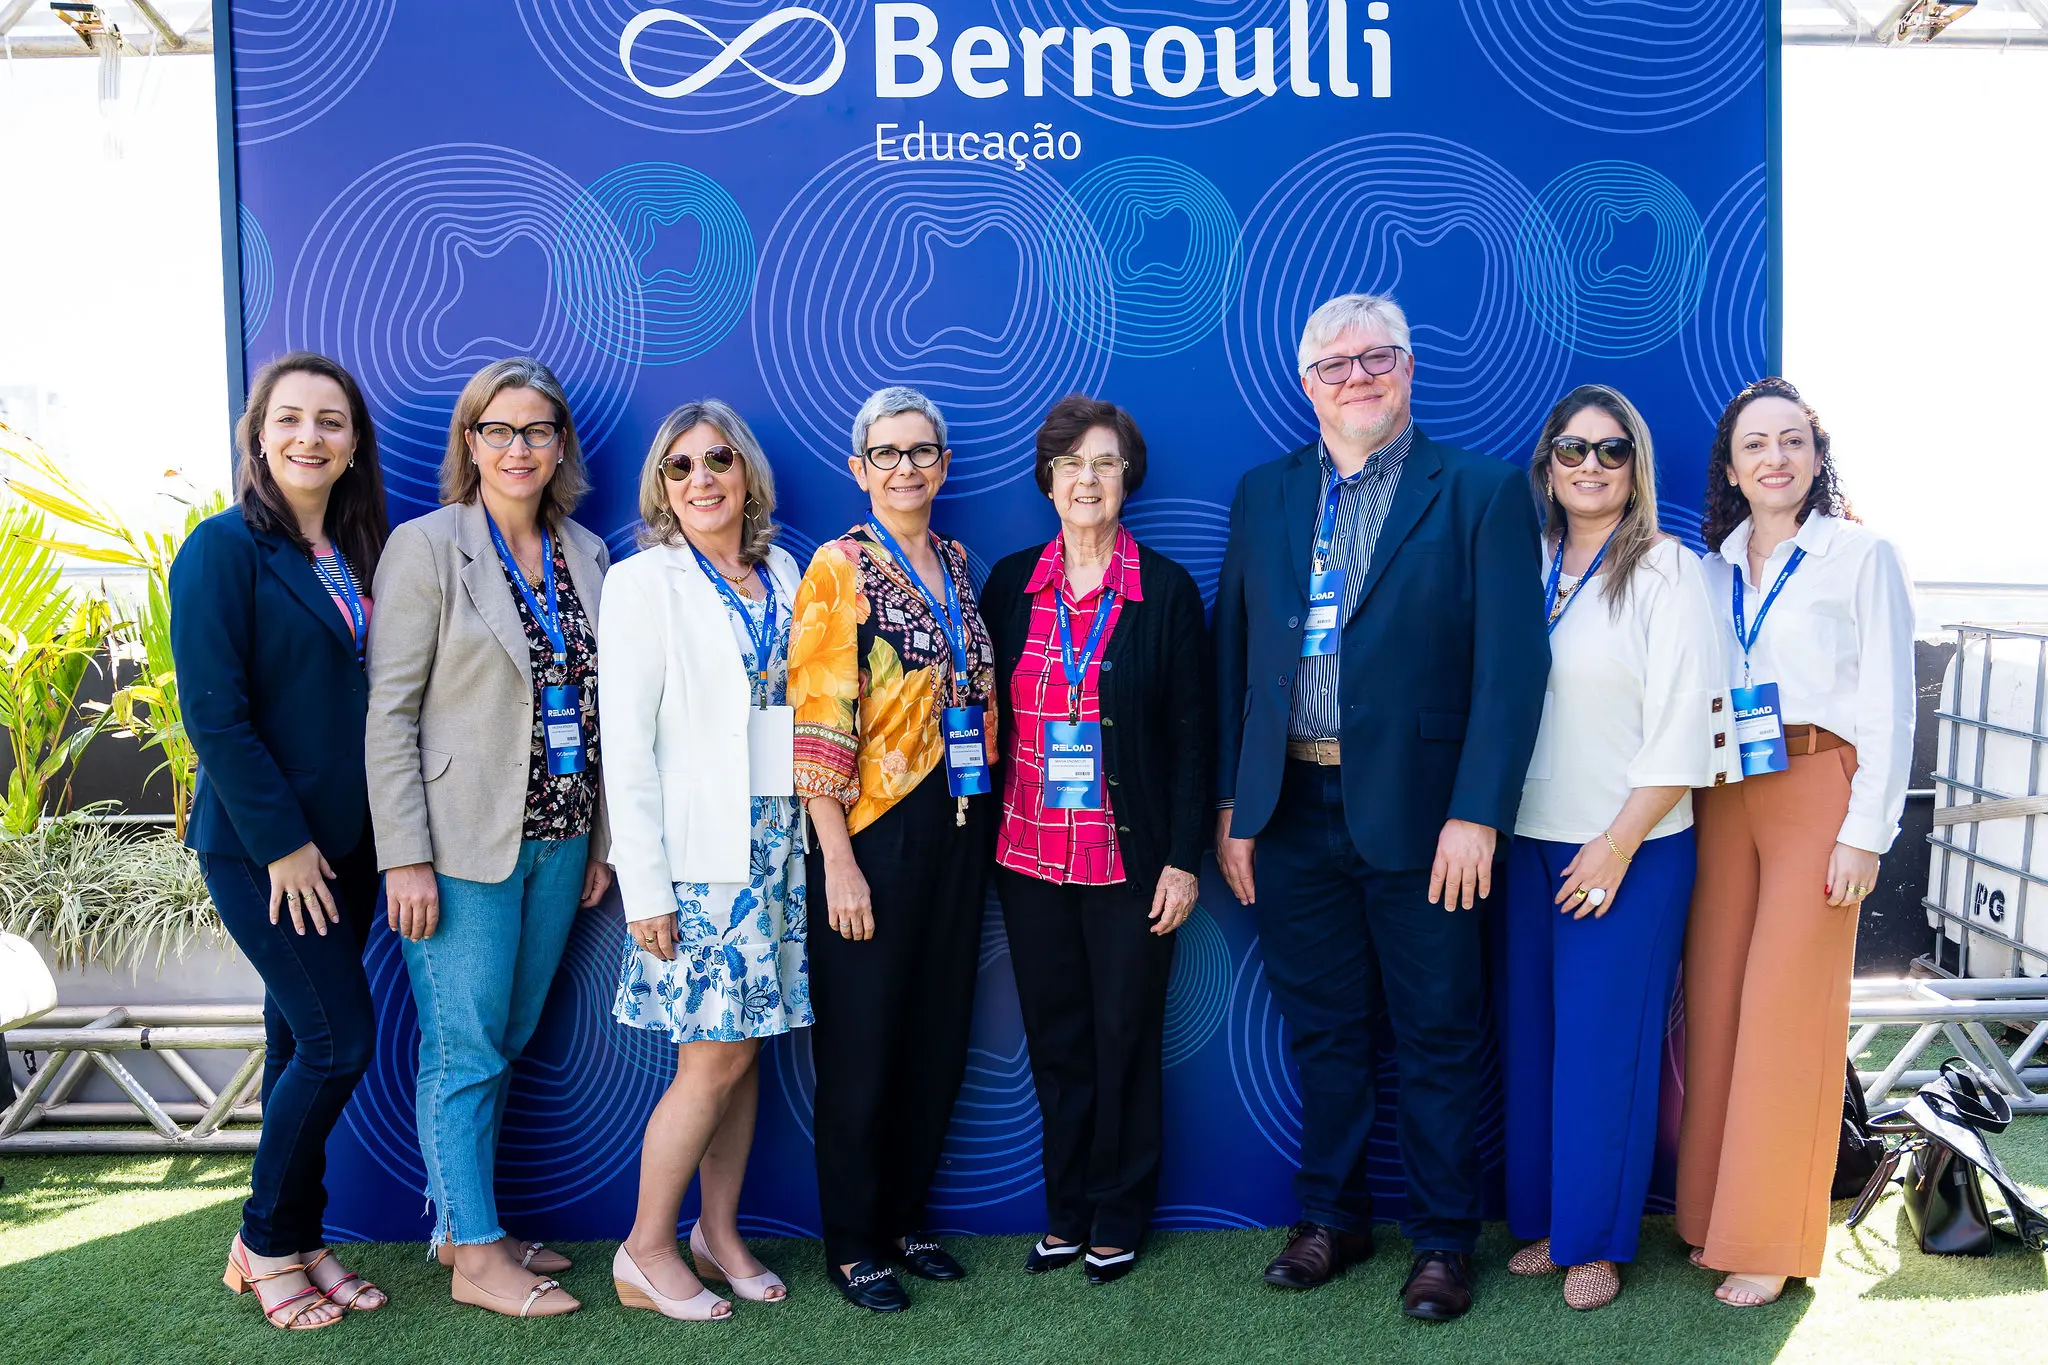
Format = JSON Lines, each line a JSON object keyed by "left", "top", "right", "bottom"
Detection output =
{"left": 1603, "top": 830, "right": 1633, "bottom": 864}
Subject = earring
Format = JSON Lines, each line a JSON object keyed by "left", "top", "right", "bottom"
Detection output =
{"left": 744, "top": 496, "right": 762, "bottom": 514}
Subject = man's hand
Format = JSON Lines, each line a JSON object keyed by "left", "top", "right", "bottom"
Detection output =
{"left": 1216, "top": 808, "right": 1257, "bottom": 906}
{"left": 1428, "top": 819, "right": 1497, "bottom": 911}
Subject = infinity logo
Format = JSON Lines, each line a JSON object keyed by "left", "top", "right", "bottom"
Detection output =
{"left": 619, "top": 7, "right": 846, "bottom": 98}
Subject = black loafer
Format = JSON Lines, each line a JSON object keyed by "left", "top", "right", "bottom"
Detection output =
{"left": 1084, "top": 1249, "right": 1136, "bottom": 1285}
{"left": 1023, "top": 1238, "right": 1084, "bottom": 1275}
{"left": 894, "top": 1236, "right": 966, "bottom": 1281}
{"left": 829, "top": 1259, "right": 910, "bottom": 1312}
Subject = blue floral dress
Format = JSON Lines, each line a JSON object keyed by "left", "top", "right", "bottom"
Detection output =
{"left": 613, "top": 584, "right": 812, "bottom": 1042}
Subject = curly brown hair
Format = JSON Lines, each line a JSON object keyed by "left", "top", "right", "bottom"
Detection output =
{"left": 1702, "top": 376, "right": 1849, "bottom": 550}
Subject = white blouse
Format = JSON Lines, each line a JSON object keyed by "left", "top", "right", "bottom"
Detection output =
{"left": 1517, "top": 537, "right": 1724, "bottom": 845}
{"left": 1701, "top": 513, "right": 1915, "bottom": 855}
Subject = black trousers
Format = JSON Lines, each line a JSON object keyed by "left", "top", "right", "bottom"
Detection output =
{"left": 196, "top": 831, "right": 379, "bottom": 1256}
{"left": 996, "top": 867, "right": 1176, "bottom": 1250}
{"left": 807, "top": 771, "right": 991, "bottom": 1267}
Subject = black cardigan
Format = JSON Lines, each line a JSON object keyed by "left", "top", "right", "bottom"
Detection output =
{"left": 982, "top": 537, "right": 1214, "bottom": 893}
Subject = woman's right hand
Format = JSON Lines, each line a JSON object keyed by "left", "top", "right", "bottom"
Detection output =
{"left": 385, "top": 862, "right": 440, "bottom": 941}
{"left": 824, "top": 855, "right": 874, "bottom": 942}
{"left": 629, "top": 914, "right": 678, "bottom": 962}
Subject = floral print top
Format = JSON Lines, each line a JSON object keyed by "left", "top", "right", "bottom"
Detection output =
{"left": 503, "top": 538, "right": 599, "bottom": 842}
{"left": 789, "top": 524, "right": 998, "bottom": 836}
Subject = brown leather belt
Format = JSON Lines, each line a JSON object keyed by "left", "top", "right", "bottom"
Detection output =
{"left": 1782, "top": 723, "right": 1847, "bottom": 756}
{"left": 1286, "top": 737, "right": 1342, "bottom": 766}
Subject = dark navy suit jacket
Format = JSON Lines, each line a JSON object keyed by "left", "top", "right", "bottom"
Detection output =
{"left": 170, "top": 508, "right": 371, "bottom": 867}
{"left": 1213, "top": 430, "right": 1549, "bottom": 871}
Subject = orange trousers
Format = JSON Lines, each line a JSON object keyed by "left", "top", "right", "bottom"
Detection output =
{"left": 1675, "top": 744, "right": 1861, "bottom": 1280}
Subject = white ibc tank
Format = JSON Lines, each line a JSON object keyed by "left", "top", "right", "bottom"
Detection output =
{"left": 1927, "top": 626, "right": 2048, "bottom": 978}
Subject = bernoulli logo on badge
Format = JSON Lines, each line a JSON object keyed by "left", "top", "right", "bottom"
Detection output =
{"left": 621, "top": 2, "right": 1397, "bottom": 102}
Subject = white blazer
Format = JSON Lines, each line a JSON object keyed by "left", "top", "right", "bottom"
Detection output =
{"left": 597, "top": 540, "right": 802, "bottom": 923}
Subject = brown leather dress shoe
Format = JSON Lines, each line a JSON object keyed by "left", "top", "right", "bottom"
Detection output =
{"left": 1263, "top": 1221, "right": 1373, "bottom": 1289}
{"left": 1401, "top": 1251, "right": 1474, "bottom": 1322}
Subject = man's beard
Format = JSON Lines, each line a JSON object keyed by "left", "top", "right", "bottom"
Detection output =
{"left": 1338, "top": 404, "right": 1401, "bottom": 447}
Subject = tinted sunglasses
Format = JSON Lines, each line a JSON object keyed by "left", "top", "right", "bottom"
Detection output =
{"left": 661, "top": 445, "right": 738, "bottom": 480}
{"left": 1549, "top": 435, "right": 1635, "bottom": 470}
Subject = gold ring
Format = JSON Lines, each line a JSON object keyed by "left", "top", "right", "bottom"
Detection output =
{"left": 1571, "top": 888, "right": 1588, "bottom": 901}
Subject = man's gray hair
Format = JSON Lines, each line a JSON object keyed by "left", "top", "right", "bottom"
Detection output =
{"left": 851, "top": 385, "right": 948, "bottom": 459}
{"left": 1297, "top": 294, "right": 1412, "bottom": 374}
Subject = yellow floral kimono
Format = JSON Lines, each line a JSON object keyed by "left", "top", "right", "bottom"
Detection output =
{"left": 789, "top": 526, "right": 998, "bottom": 835}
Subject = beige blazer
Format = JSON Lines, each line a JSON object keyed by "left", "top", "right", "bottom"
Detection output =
{"left": 365, "top": 499, "right": 611, "bottom": 883}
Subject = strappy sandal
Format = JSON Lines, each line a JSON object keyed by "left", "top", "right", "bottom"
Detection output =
{"left": 223, "top": 1238, "right": 343, "bottom": 1330}
{"left": 1507, "top": 1238, "right": 1561, "bottom": 1277}
{"left": 1688, "top": 1245, "right": 1709, "bottom": 1269}
{"left": 1715, "top": 1273, "right": 1789, "bottom": 1307}
{"left": 1563, "top": 1260, "right": 1621, "bottom": 1310}
{"left": 303, "top": 1247, "right": 387, "bottom": 1312}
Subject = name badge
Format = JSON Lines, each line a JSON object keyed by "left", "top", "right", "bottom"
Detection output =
{"left": 541, "top": 684, "right": 586, "bottom": 776}
{"left": 1731, "top": 682, "right": 1789, "bottom": 777}
{"left": 748, "top": 705, "right": 795, "bottom": 798}
{"left": 942, "top": 704, "right": 991, "bottom": 798}
{"left": 1041, "top": 720, "right": 1104, "bottom": 810}
{"left": 1300, "top": 569, "right": 1344, "bottom": 657}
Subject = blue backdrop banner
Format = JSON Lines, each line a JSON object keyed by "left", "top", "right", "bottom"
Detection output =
{"left": 218, "top": 0, "right": 1773, "bottom": 1244}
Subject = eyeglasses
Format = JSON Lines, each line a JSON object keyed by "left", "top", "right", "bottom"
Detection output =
{"left": 472, "top": 421, "right": 560, "bottom": 450}
{"left": 1549, "top": 435, "right": 1636, "bottom": 470}
{"left": 662, "top": 445, "right": 738, "bottom": 480}
{"left": 1305, "top": 346, "right": 1407, "bottom": 386}
{"left": 863, "top": 443, "right": 944, "bottom": 470}
{"left": 1048, "top": 454, "right": 1127, "bottom": 480}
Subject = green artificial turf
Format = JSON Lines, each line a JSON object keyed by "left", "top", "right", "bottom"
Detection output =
{"left": 2, "top": 1117, "right": 2043, "bottom": 1365}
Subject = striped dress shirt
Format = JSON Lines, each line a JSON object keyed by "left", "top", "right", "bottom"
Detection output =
{"left": 1289, "top": 423, "right": 1414, "bottom": 740}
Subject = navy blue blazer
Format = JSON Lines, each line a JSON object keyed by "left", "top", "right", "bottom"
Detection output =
{"left": 170, "top": 508, "right": 371, "bottom": 866}
{"left": 1213, "top": 430, "right": 1549, "bottom": 871}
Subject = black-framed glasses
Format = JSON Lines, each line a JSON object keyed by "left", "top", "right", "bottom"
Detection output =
{"left": 863, "top": 442, "right": 944, "bottom": 470}
{"left": 662, "top": 445, "right": 738, "bottom": 480}
{"left": 1549, "top": 435, "right": 1636, "bottom": 470}
{"left": 1306, "top": 346, "right": 1407, "bottom": 386}
{"left": 472, "top": 421, "right": 561, "bottom": 450}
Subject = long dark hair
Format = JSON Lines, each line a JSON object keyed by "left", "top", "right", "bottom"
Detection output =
{"left": 1526, "top": 384, "right": 1662, "bottom": 617}
{"left": 1702, "top": 376, "right": 1850, "bottom": 550}
{"left": 234, "top": 352, "right": 390, "bottom": 582}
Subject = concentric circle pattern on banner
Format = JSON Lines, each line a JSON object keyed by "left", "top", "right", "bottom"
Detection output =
{"left": 930, "top": 1039, "right": 1044, "bottom": 1210}
{"left": 755, "top": 148, "right": 1113, "bottom": 497}
{"left": 1163, "top": 903, "right": 1230, "bottom": 1067}
{"left": 1458, "top": 0, "right": 1758, "bottom": 135}
{"left": 516, "top": 0, "right": 864, "bottom": 135}
{"left": 988, "top": 0, "right": 1324, "bottom": 129}
{"left": 1226, "top": 938, "right": 1300, "bottom": 1163}
{"left": 1681, "top": 165, "right": 1768, "bottom": 423}
{"left": 1121, "top": 498, "right": 1231, "bottom": 607}
{"left": 284, "top": 144, "right": 642, "bottom": 510}
{"left": 1519, "top": 161, "right": 1705, "bottom": 360}
{"left": 1227, "top": 134, "right": 1573, "bottom": 457}
{"left": 1061, "top": 157, "right": 1241, "bottom": 358}
{"left": 231, "top": 0, "right": 396, "bottom": 145}
{"left": 571, "top": 162, "right": 756, "bottom": 365}
{"left": 237, "top": 203, "right": 274, "bottom": 348}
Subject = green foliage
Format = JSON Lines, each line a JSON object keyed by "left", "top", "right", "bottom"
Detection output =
{"left": 0, "top": 502, "right": 115, "bottom": 836}
{"left": 0, "top": 810, "right": 224, "bottom": 973}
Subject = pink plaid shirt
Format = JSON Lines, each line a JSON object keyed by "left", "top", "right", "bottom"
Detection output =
{"left": 996, "top": 528, "right": 1143, "bottom": 886}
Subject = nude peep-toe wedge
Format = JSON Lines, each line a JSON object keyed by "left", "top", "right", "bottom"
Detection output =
{"left": 614, "top": 1245, "right": 733, "bottom": 1321}
{"left": 690, "top": 1222, "right": 788, "bottom": 1303}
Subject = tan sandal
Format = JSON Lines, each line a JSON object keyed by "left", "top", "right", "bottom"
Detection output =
{"left": 1716, "top": 1273, "right": 1789, "bottom": 1307}
{"left": 451, "top": 1269, "right": 580, "bottom": 1318}
{"left": 1507, "top": 1238, "right": 1561, "bottom": 1277}
{"left": 1563, "top": 1260, "right": 1621, "bottom": 1310}
{"left": 1688, "top": 1245, "right": 1709, "bottom": 1269}
{"left": 303, "top": 1247, "right": 386, "bottom": 1311}
{"left": 223, "top": 1237, "right": 343, "bottom": 1330}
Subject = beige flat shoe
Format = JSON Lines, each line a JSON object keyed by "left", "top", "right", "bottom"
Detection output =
{"left": 1564, "top": 1261, "right": 1621, "bottom": 1310}
{"left": 1507, "top": 1238, "right": 1561, "bottom": 1277}
{"left": 451, "top": 1269, "right": 579, "bottom": 1318}
{"left": 437, "top": 1239, "right": 570, "bottom": 1273}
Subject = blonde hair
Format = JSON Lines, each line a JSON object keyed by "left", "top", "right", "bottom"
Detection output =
{"left": 439, "top": 357, "right": 590, "bottom": 521}
{"left": 636, "top": 399, "right": 780, "bottom": 566}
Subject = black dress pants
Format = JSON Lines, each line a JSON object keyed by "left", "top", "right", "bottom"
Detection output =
{"left": 996, "top": 867, "right": 1175, "bottom": 1250}
{"left": 807, "top": 771, "right": 991, "bottom": 1267}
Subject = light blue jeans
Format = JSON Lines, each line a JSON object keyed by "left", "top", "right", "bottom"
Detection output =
{"left": 399, "top": 834, "right": 587, "bottom": 1248}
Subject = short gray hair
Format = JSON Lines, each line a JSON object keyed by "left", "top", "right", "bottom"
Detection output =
{"left": 636, "top": 398, "right": 780, "bottom": 565}
{"left": 851, "top": 385, "right": 947, "bottom": 460}
{"left": 1297, "top": 294, "right": 1412, "bottom": 375}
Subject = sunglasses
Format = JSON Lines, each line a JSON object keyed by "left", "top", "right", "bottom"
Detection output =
{"left": 661, "top": 445, "right": 738, "bottom": 480}
{"left": 1549, "top": 435, "right": 1635, "bottom": 470}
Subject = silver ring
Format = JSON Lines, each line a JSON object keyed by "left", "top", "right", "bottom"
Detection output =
{"left": 1585, "top": 887, "right": 1608, "bottom": 909}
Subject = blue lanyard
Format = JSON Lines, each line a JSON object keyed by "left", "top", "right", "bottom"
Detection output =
{"left": 1311, "top": 465, "right": 1365, "bottom": 575}
{"left": 866, "top": 518, "right": 971, "bottom": 697}
{"left": 309, "top": 550, "right": 365, "bottom": 658}
{"left": 1055, "top": 578, "right": 1118, "bottom": 722}
{"left": 688, "top": 541, "right": 779, "bottom": 706}
{"left": 1732, "top": 545, "right": 1807, "bottom": 680}
{"left": 1543, "top": 532, "right": 1615, "bottom": 635}
{"left": 486, "top": 514, "right": 565, "bottom": 665}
